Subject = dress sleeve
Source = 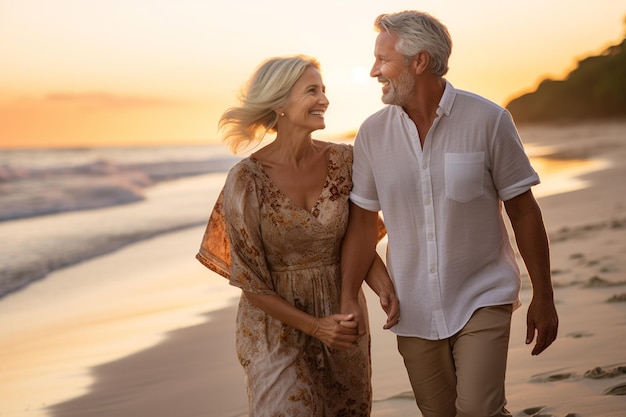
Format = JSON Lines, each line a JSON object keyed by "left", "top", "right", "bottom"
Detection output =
{"left": 195, "top": 188, "right": 231, "bottom": 279}
{"left": 195, "top": 162, "right": 276, "bottom": 295}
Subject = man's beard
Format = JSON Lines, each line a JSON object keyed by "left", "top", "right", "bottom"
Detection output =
{"left": 381, "top": 70, "right": 415, "bottom": 106}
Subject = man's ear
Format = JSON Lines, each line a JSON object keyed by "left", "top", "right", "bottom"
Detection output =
{"left": 413, "top": 51, "right": 430, "bottom": 75}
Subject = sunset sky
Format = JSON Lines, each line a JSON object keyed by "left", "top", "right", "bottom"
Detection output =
{"left": 1, "top": 0, "right": 624, "bottom": 148}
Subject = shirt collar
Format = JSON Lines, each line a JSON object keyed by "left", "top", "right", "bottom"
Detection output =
{"left": 437, "top": 79, "right": 455, "bottom": 118}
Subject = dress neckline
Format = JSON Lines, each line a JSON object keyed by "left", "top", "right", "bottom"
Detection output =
{"left": 249, "top": 145, "right": 336, "bottom": 215}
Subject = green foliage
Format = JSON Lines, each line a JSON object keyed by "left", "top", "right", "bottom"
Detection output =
{"left": 506, "top": 38, "right": 626, "bottom": 123}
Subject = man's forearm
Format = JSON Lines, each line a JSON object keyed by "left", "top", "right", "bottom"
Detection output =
{"left": 364, "top": 254, "right": 393, "bottom": 295}
{"left": 505, "top": 191, "right": 553, "bottom": 298}
{"left": 515, "top": 215, "right": 553, "bottom": 298}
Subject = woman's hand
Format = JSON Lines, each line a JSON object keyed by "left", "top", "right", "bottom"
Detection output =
{"left": 244, "top": 292, "right": 360, "bottom": 349}
{"left": 309, "top": 314, "right": 360, "bottom": 349}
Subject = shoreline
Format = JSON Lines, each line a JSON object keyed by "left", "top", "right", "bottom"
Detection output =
{"left": 0, "top": 121, "right": 625, "bottom": 417}
{"left": 0, "top": 171, "right": 228, "bottom": 300}
{"left": 0, "top": 226, "right": 241, "bottom": 417}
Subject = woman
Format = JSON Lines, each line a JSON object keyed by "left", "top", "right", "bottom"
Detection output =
{"left": 196, "top": 55, "right": 398, "bottom": 416}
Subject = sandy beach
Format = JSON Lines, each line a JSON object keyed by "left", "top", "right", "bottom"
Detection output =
{"left": 1, "top": 121, "right": 625, "bottom": 417}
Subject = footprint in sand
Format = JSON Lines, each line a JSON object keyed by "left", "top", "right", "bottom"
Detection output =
{"left": 607, "top": 292, "right": 626, "bottom": 302}
{"left": 520, "top": 405, "right": 546, "bottom": 415}
{"left": 583, "top": 275, "right": 626, "bottom": 287}
{"left": 584, "top": 365, "right": 626, "bottom": 379}
{"left": 544, "top": 373, "right": 572, "bottom": 382}
{"left": 604, "top": 382, "right": 626, "bottom": 395}
{"left": 529, "top": 369, "right": 574, "bottom": 383}
{"left": 565, "top": 331, "right": 593, "bottom": 338}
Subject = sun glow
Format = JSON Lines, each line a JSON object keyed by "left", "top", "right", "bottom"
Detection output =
{"left": 1, "top": 0, "right": 624, "bottom": 148}
{"left": 351, "top": 66, "right": 371, "bottom": 85}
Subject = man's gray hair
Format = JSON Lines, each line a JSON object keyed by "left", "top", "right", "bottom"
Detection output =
{"left": 374, "top": 11, "right": 452, "bottom": 76}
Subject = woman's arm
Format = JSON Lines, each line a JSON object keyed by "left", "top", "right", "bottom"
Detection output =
{"left": 243, "top": 291, "right": 359, "bottom": 350}
{"left": 340, "top": 202, "right": 381, "bottom": 334}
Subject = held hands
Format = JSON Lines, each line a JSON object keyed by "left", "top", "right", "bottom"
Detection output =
{"left": 340, "top": 297, "right": 367, "bottom": 336}
{"left": 342, "top": 290, "right": 400, "bottom": 331}
{"left": 309, "top": 314, "right": 360, "bottom": 350}
{"left": 526, "top": 296, "right": 559, "bottom": 355}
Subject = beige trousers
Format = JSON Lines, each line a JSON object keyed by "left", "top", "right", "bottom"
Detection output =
{"left": 397, "top": 304, "right": 513, "bottom": 417}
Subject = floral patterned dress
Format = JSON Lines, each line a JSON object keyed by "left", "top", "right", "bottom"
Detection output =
{"left": 196, "top": 143, "right": 375, "bottom": 417}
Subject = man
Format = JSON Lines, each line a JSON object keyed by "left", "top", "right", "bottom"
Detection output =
{"left": 340, "top": 10, "right": 559, "bottom": 417}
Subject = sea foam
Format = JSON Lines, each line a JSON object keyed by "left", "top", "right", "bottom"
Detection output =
{"left": 0, "top": 145, "right": 238, "bottom": 298}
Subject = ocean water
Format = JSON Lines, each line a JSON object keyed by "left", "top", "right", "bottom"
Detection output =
{"left": 0, "top": 145, "right": 239, "bottom": 221}
{"left": 0, "top": 145, "right": 240, "bottom": 298}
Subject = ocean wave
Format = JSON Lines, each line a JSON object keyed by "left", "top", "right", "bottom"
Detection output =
{"left": 0, "top": 155, "right": 239, "bottom": 221}
{"left": 0, "top": 171, "right": 228, "bottom": 299}
{"left": 0, "top": 145, "right": 238, "bottom": 299}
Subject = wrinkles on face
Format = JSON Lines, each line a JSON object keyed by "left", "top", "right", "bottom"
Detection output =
{"left": 371, "top": 31, "right": 414, "bottom": 106}
{"left": 282, "top": 67, "right": 329, "bottom": 131}
{"left": 381, "top": 68, "right": 415, "bottom": 106}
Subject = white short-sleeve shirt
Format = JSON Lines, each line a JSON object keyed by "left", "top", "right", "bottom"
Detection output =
{"left": 351, "top": 81, "right": 540, "bottom": 339}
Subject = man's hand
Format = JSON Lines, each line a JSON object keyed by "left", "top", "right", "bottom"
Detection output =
{"left": 379, "top": 289, "right": 400, "bottom": 329}
{"left": 526, "top": 296, "right": 559, "bottom": 355}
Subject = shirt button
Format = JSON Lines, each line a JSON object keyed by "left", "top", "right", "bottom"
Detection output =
{"left": 427, "top": 233, "right": 434, "bottom": 240}
{"left": 430, "top": 267, "right": 436, "bottom": 274}
{"left": 424, "top": 198, "right": 431, "bottom": 205}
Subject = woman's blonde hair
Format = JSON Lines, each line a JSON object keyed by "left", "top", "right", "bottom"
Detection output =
{"left": 219, "top": 55, "right": 321, "bottom": 154}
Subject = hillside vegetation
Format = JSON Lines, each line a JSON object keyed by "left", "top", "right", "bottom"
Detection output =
{"left": 506, "top": 31, "right": 626, "bottom": 124}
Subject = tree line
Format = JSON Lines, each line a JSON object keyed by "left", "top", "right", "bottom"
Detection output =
{"left": 506, "top": 18, "right": 626, "bottom": 124}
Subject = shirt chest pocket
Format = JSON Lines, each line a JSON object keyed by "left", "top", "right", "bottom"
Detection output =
{"left": 444, "top": 152, "right": 485, "bottom": 203}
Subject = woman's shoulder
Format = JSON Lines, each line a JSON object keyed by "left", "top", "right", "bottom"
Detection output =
{"left": 230, "top": 156, "right": 255, "bottom": 170}
{"left": 313, "top": 139, "right": 352, "bottom": 157}
{"left": 327, "top": 141, "right": 353, "bottom": 165}
{"left": 225, "top": 157, "right": 261, "bottom": 186}
{"left": 320, "top": 141, "right": 353, "bottom": 181}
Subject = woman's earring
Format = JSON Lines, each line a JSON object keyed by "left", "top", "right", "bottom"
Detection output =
{"left": 280, "top": 112, "right": 285, "bottom": 117}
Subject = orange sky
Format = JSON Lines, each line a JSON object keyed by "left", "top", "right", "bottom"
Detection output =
{"left": 1, "top": 0, "right": 624, "bottom": 148}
